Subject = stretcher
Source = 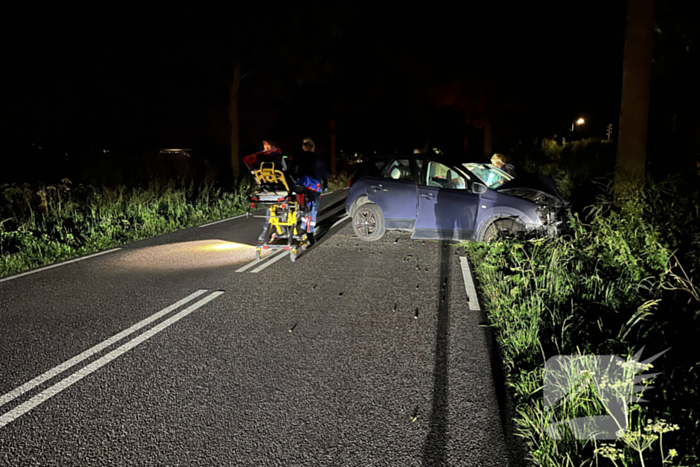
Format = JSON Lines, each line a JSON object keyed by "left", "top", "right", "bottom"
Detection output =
{"left": 244, "top": 150, "right": 312, "bottom": 263}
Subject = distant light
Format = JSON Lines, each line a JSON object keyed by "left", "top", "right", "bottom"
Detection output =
{"left": 103, "top": 149, "right": 109, "bottom": 153}
{"left": 576, "top": 118, "right": 585, "bottom": 125}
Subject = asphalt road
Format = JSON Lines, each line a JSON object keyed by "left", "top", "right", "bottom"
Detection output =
{"left": 0, "top": 188, "right": 523, "bottom": 466}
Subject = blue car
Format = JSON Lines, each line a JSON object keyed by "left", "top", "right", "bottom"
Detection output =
{"left": 345, "top": 154, "right": 570, "bottom": 242}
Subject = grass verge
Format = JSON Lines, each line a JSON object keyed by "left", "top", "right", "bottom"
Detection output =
{"left": 464, "top": 176, "right": 700, "bottom": 466}
{"left": 0, "top": 179, "right": 249, "bottom": 278}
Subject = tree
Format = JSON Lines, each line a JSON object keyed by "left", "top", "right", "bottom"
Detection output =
{"left": 615, "top": 0, "right": 655, "bottom": 194}
{"left": 192, "top": 5, "right": 349, "bottom": 180}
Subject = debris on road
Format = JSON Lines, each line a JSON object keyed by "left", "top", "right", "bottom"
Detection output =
{"left": 289, "top": 322, "right": 298, "bottom": 333}
{"left": 414, "top": 308, "right": 419, "bottom": 319}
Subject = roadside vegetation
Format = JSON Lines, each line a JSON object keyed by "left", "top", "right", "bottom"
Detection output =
{"left": 466, "top": 140, "right": 700, "bottom": 466}
{"left": 0, "top": 179, "right": 249, "bottom": 278}
{"left": 0, "top": 167, "right": 354, "bottom": 279}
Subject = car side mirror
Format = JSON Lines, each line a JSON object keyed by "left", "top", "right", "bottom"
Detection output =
{"left": 472, "top": 182, "right": 488, "bottom": 194}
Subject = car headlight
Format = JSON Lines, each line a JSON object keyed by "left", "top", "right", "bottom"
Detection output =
{"left": 536, "top": 206, "right": 557, "bottom": 225}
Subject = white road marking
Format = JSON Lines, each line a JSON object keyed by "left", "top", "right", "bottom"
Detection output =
{"left": 198, "top": 213, "right": 247, "bottom": 228}
{"left": 0, "top": 289, "right": 209, "bottom": 409}
{"left": 459, "top": 256, "right": 481, "bottom": 311}
{"left": 329, "top": 215, "right": 350, "bottom": 230}
{"left": 235, "top": 249, "right": 283, "bottom": 273}
{"left": 250, "top": 250, "right": 291, "bottom": 273}
{"left": 320, "top": 186, "right": 349, "bottom": 198}
{"left": 0, "top": 248, "right": 122, "bottom": 283}
{"left": 0, "top": 291, "right": 224, "bottom": 430}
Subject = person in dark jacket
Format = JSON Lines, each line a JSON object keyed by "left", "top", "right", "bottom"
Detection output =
{"left": 291, "top": 137, "right": 327, "bottom": 241}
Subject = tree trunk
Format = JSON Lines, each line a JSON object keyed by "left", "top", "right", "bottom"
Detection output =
{"left": 330, "top": 105, "right": 337, "bottom": 174}
{"left": 228, "top": 60, "right": 242, "bottom": 180}
{"left": 615, "top": 0, "right": 655, "bottom": 197}
{"left": 483, "top": 117, "right": 492, "bottom": 160}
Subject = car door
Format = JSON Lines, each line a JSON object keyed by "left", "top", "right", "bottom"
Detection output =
{"left": 412, "top": 160, "right": 479, "bottom": 240}
{"left": 366, "top": 158, "right": 419, "bottom": 229}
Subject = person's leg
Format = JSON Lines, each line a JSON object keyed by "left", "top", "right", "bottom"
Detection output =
{"left": 308, "top": 200, "right": 318, "bottom": 233}
{"left": 258, "top": 207, "right": 271, "bottom": 242}
{"left": 299, "top": 192, "right": 318, "bottom": 236}
{"left": 307, "top": 191, "right": 319, "bottom": 234}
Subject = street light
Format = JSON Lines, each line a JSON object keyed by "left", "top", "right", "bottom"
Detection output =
{"left": 571, "top": 117, "right": 585, "bottom": 132}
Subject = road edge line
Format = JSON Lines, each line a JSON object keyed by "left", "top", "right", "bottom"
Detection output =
{"left": 459, "top": 256, "right": 481, "bottom": 311}
{"left": 0, "top": 248, "right": 122, "bottom": 284}
{"left": 198, "top": 214, "right": 247, "bottom": 228}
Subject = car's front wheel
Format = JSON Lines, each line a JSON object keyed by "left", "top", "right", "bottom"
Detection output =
{"left": 480, "top": 217, "right": 525, "bottom": 243}
{"left": 352, "top": 203, "right": 386, "bottom": 241}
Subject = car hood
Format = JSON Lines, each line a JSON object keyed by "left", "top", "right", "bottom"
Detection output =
{"left": 496, "top": 174, "right": 569, "bottom": 206}
{"left": 497, "top": 174, "right": 561, "bottom": 198}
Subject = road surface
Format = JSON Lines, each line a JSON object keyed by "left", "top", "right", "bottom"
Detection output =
{"left": 0, "top": 188, "right": 522, "bottom": 466}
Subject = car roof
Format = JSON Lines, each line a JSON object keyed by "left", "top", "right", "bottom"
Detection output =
{"left": 365, "top": 153, "right": 469, "bottom": 166}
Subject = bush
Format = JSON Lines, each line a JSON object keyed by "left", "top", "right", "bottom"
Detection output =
{"left": 508, "top": 138, "right": 617, "bottom": 211}
{"left": 327, "top": 171, "right": 352, "bottom": 191}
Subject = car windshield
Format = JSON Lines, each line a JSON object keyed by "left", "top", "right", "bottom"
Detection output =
{"left": 462, "top": 163, "right": 514, "bottom": 189}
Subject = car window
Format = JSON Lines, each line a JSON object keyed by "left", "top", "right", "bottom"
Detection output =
{"left": 424, "top": 161, "right": 468, "bottom": 190}
{"left": 463, "top": 163, "right": 513, "bottom": 189}
{"left": 382, "top": 159, "right": 414, "bottom": 182}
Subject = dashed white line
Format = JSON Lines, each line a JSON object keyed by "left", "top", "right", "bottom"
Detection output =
{"left": 0, "top": 290, "right": 209, "bottom": 409}
{"left": 235, "top": 249, "right": 283, "bottom": 273}
{"left": 250, "top": 250, "right": 291, "bottom": 273}
{"left": 0, "top": 291, "right": 224, "bottom": 430}
{"left": 0, "top": 248, "right": 122, "bottom": 283}
{"left": 459, "top": 256, "right": 481, "bottom": 311}
{"left": 198, "top": 213, "right": 247, "bottom": 228}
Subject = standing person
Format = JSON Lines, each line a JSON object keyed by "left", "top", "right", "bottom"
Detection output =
{"left": 486, "top": 153, "right": 517, "bottom": 187}
{"left": 291, "top": 137, "right": 327, "bottom": 242}
{"left": 300, "top": 137, "right": 329, "bottom": 191}
{"left": 491, "top": 153, "right": 516, "bottom": 177}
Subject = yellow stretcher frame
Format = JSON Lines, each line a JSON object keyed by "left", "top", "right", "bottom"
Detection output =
{"left": 252, "top": 161, "right": 308, "bottom": 262}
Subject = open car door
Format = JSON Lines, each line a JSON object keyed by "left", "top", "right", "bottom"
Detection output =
{"left": 413, "top": 160, "right": 479, "bottom": 240}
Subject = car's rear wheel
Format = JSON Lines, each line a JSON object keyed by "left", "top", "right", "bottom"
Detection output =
{"left": 352, "top": 203, "right": 386, "bottom": 241}
{"left": 480, "top": 218, "right": 525, "bottom": 243}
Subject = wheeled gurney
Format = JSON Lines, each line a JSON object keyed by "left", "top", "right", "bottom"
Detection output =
{"left": 243, "top": 151, "right": 312, "bottom": 263}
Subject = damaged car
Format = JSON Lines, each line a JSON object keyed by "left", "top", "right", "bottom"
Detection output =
{"left": 346, "top": 154, "right": 570, "bottom": 242}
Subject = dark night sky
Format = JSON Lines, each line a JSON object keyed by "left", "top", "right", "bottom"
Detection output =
{"left": 0, "top": 1, "right": 653, "bottom": 177}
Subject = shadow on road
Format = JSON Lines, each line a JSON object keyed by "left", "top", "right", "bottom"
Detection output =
{"left": 421, "top": 238, "right": 451, "bottom": 466}
{"left": 421, "top": 186, "right": 455, "bottom": 465}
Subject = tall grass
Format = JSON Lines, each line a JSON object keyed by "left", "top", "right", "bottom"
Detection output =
{"left": 0, "top": 178, "right": 249, "bottom": 278}
{"left": 466, "top": 175, "right": 700, "bottom": 466}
